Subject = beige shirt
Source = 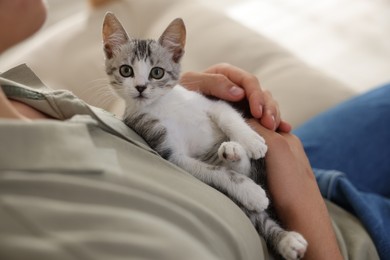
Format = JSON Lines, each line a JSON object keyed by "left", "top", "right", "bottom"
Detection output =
{"left": 0, "top": 64, "right": 378, "bottom": 260}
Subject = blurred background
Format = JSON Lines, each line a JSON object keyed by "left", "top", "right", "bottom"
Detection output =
{"left": 225, "top": 0, "right": 390, "bottom": 93}
{"left": 2, "top": 0, "right": 390, "bottom": 93}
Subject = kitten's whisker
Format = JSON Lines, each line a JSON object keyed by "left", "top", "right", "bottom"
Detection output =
{"left": 79, "top": 78, "right": 121, "bottom": 109}
{"left": 100, "top": 14, "right": 308, "bottom": 260}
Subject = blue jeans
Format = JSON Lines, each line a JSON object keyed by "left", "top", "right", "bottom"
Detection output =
{"left": 293, "top": 83, "right": 390, "bottom": 259}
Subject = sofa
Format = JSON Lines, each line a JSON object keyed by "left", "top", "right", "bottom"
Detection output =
{"left": 0, "top": 0, "right": 381, "bottom": 259}
{"left": 0, "top": 0, "right": 358, "bottom": 128}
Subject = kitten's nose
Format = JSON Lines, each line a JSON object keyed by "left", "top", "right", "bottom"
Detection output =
{"left": 135, "top": 85, "right": 147, "bottom": 93}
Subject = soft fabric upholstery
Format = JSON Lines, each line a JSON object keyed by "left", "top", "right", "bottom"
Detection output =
{"left": 0, "top": 0, "right": 356, "bottom": 127}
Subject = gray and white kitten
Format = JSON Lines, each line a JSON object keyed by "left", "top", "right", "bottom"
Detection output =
{"left": 102, "top": 12, "right": 307, "bottom": 260}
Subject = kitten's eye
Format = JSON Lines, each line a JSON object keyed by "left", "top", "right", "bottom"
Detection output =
{"left": 119, "top": 65, "right": 134, "bottom": 78}
{"left": 150, "top": 67, "right": 165, "bottom": 80}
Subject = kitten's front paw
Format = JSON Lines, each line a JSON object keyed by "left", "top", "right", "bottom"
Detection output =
{"left": 241, "top": 132, "right": 267, "bottom": 160}
{"left": 240, "top": 179, "right": 269, "bottom": 212}
{"left": 278, "top": 231, "right": 308, "bottom": 260}
{"left": 218, "top": 141, "right": 245, "bottom": 162}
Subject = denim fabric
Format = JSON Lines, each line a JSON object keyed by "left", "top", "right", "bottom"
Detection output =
{"left": 294, "top": 83, "right": 390, "bottom": 259}
{"left": 314, "top": 168, "right": 390, "bottom": 259}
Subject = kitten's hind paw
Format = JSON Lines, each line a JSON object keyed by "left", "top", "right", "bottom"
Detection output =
{"left": 218, "top": 142, "right": 251, "bottom": 174}
{"left": 278, "top": 231, "right": 308, "bottom": 260}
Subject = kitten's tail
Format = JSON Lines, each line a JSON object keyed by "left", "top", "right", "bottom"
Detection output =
{"left": 252, "top": 211, "right": 285, "bottom": 247}
{"left": 248, "top": 210, "right": 284, "bottom": 249}
{"left": 249, "top": 210, "right": 308, "bottom": 260}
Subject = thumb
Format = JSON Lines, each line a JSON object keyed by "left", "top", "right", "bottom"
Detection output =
{"left": 180, "top": 72, "right": 245, "bottom": 101}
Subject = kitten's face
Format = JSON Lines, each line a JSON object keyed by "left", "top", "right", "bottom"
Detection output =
{"left": 106, "top": 39, "right": 180, "bottom": 106}
{"left": 102, "top": 13, "right": 186, "bottom": 107}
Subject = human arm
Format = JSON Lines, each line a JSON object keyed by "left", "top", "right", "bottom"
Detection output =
{"left": 0, "top": 0, "right": 49, "bottom": 119}
{"left": 247, "top": 119, "right": 343, "bottom": 260}
{"left": 180, "top": 63, "right": 291, "bottom": 132}
{"left": 181, "top": 63, "right": 342, "bottom": 259}
{"left": 0, "top": 0, "right": 47, "bottom": 54}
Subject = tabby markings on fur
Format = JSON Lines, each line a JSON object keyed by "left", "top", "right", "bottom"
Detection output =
{"left": 102, "top": 12, "right": 307, "bottom": 260}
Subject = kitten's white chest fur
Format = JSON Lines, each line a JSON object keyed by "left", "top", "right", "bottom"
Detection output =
{"left": 103, "top": 12, "right": 308, "bottom": 259}
{"left": 142, "top": 85, "right": 223, "bottom": 157}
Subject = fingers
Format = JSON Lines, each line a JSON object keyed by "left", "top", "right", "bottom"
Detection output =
{"left": 180, "top": 71, "right": 245, "bottom": 101}
{"left": 278, "top": 120, "right": 293, "bottom": 133}
{"left": 180, "top": 63, "right": 292, "bottom": 133}
{"left": 258, "top": 89, "right": 278, "bottom": 131}
{"left": 205, "top": 63, "right": 265, "bottom": 118}
{"left": 205, "top": 63, "right": 290, "bottom": 132}
{"left": 258, "top": 89, "right": 292, "bottom": 132}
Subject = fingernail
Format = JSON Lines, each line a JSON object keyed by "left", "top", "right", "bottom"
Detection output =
{"left": 258, "top": 105, "right": 263, "bottom": 116}
{"left": 271, "top": 115, "right": 276, "bottom": 130}
{"left": 229, "top": 86, "right": 244, "bottom": 96}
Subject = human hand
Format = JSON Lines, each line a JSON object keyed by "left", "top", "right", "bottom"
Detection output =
{"left": 180, "top": 63, "right": 291, "bottom": 132}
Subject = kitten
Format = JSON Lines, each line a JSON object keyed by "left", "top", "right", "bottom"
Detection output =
{"left": 102, "top": 12, "right": 307, "bottom": 260}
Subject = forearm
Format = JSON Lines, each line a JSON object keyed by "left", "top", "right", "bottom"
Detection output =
{"left": 247, "top": 120, "right": 343, "bottom": 259}
{"left": 268, "top": 166, "right": 343, "bottom": 260}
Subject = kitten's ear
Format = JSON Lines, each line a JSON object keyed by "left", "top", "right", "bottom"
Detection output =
{"left": 159, "top": 18, "right": 186, "bottom": 63}
{"left": 102, "top": 12, "right": 129, "bottom": 59}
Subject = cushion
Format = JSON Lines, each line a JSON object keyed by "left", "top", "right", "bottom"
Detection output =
{"left": 0, "top": 0, "right": 356, "bottom": 127}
